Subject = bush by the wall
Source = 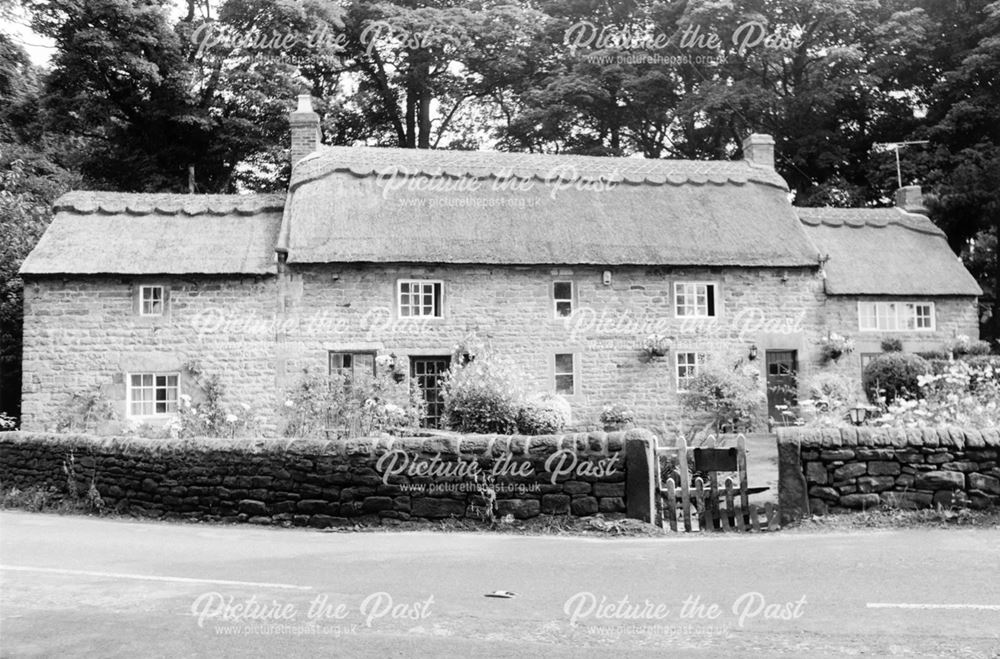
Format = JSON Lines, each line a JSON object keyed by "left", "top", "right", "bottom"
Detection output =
{"left": 516, "top": 394, "right": 571, "bottom": 435}
{"left": 862, "top": 353, "right": 931, "bottom": 404}
{"left": 441, "top": 349, "right": 523, "bottom": 434}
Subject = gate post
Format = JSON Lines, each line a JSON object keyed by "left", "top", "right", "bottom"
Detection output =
{"left": 625, "top": 429, "right": 660, "bottom": 525}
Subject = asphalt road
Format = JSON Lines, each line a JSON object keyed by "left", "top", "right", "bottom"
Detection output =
{"left": 1, "top": 512, "right": 999, "bottom": 658}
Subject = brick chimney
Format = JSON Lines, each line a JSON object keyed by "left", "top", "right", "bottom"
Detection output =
{"left": 895, "top": 185, "right": 928, "bottom": 215}
{"left": 290, "top": 94, "right": 321, "bottom": 168}
{"left": 742, "top": 133, "right": 775, "bottom": 169}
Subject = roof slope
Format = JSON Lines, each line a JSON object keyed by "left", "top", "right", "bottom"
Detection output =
{"left": 279, "top": 146, "right": 820, "bottom": 267}
{"left": 798, "top": 207, "right": 981, "bottom": 296}
{"left": 20, "top": 192, "right": 284, "bottom": 275}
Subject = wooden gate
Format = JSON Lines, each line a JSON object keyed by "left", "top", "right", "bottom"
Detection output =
{"left": 657, "top": 435, "right": 779, "bottom": 533}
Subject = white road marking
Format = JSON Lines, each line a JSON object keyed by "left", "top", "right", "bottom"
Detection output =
{"left": 0, "top": 565, "right": 312, "bottom": 590}
{"left": 867, "top": 603, "right": 1000, "bottom": 611}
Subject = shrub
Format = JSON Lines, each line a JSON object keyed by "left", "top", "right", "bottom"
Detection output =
{"left": 945, "top": 334, "right": 992, "bottom": 358}
{"left": 599, "top": 403, "right": 635, "bottom": 427}
{"left": 282, "top": 367, "right": 424, "bottom": 439}
{"left": 441, "top": 347, "right": 524, "bottom": 434}
{"left": 916, "top": 350, "right": 950, "bottom": 361}
{"left": 874, "top": 359, "right": 1000, "bottom": 428}
{"left": 862, "top": 353, "right": 931, "bottom": 405}
{"left": 680, "top": 351, "right": 765, "bottom": 431}
{"left": 55, "top": 386, "right": 118, "bottom": 432}
{"left": 805, "top": 372, "right": 857, "bottom": 411}
{"left": 0, "top": 412, "right": 16, "bottom": 430}
{"left": 516, "top": 394, "right": 570, "bottom": 435}
{"left": 880, "top": 337, "right": 903, "bottom": 352}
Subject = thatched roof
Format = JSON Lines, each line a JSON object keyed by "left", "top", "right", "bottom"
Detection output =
{"left": 20, "top": 192, "right": 284, "bottom": 276}
{"left": 278, "top": 146, "right": 821, "bottom": 267}
{"left": 798, "top": 207, "right": 981, "bottom": 296}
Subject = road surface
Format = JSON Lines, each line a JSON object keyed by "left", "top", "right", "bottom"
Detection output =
{"left": 1, "top": 511, "right": 998, "bottom": 657}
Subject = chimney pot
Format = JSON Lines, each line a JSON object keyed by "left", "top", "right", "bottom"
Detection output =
{"left": 290, "top": 94, "right": 321, "bottom": 168}
{"left": 895, "top": 185, "right": 927, "bottom": 214}
{"left": 742, "top": 133, "right": 775, "bottom": 169}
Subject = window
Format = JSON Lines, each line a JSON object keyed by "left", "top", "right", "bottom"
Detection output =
{"left": 675, "top": 352, "right": 707, "bottom": 391}
{"left": 554, "top": 353, "right": 576, "bottom": 395}
{"left": 860, "top": 353, "right": 880, "bottom": 377}
{"left": 553, "top": 281, "right": 573, "bottom": 318}
{"left": 398, "top": 280, "right": 443, "bottom": 318}
{"left": 674, "top": 283, "right": 717, "bottom": 318}
{"left": 858, "top": 301, "right": 935, "bottom": 331}
{"left": 128, "top": 373, "right": 179, "bottom": 416}
{"left": 140, "top": 285, "right": 165, "bottom": 316}
{"left": 329, "top": 352, "right": 376, "bottom": 385}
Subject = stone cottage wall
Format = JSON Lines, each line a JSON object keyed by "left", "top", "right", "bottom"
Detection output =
{"left": 817, "top": 296, "right": 979, "bottom": 384}
{"left": 20, "top": 275, "right": 279, "bottom": 432}
{"left": 776, "top": 427, "right": 1000, "bottom": 520}
{"left": 0, "top": 430, "right": 652, "bottom": 525}
{"left": 277, "top": 264, "right": 826, "bottom": 430}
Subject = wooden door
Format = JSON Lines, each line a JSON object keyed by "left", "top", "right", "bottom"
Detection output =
{"left": 765, "top": 350, "right": 798, "bottom": 423}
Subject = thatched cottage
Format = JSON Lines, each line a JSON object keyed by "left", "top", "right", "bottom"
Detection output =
{"left": 17, "top": 96, "right": 981, "bottom": 433}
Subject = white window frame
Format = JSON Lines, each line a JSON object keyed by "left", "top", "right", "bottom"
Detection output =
{"left": 554, "top": 353, "right": 578, "bottom": 396}
{"left": 397, "top": 279, "right": 443, "bottom": 318}
{"left": 329, "top": 351, "right": 376, "bottom": 385}
{"left": 858, "top": 301, "right": 935, "bottom": 332}
{"left": 139, "top": 285, "right": 165, "bottom": 316}
{"left": 674, "top": 282, "right": 718, "bottom": 318}
{"left": 126, "top": 372, "right": 180, "bottom": 418}
{"left": 675, "top": 351, "right": 708, "bottom": 392}
{"left": 553, "top": 281, "right": 573, "bottom": 318}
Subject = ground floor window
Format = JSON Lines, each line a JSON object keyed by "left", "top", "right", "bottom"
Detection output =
{"left": 554, "top": 353, "right": 576, "bottom": 395}
{"left": 329, "top": 352, "right": 376, "bottom": 385}
{"left": 675, "top": 352, "right": 708, "bottom": 391}
{"left": 128, "top": 373, "right": 179, "bottom": 416}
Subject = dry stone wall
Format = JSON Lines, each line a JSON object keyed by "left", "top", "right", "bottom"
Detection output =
{"left": 0, "top": 430, "right": 654, "bottom": 526}
{"left": 776, "top": 427, "right": 1000, "bottom": 519}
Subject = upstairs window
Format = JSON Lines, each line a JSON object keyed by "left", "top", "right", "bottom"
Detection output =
{"left": 329, "top": 352, "right": 376, "bottom": 385}
{"left": 140, "top": 285, "right": 165, "bottom": 316}
{"left": 128, "top": 373, "right": 179, "bottom": 416}
{"left": 398, "top": 280, "right": 443, "bottom": 318}
{"left": 674, "top": 283, "right": 717, "bottom": 318}
{"left": 553, "top": 281, "right": 573, "bottom": 318}
{"left": 859, "top": 302, "right": 935, "bottom": 331}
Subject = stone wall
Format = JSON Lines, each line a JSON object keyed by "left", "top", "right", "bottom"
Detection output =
{"left": 278, "top": 263, "right": 825, "bottom": 429}
{"left": 776, "top": 427, "right": 1000, "bottom": 520}
{"left": 0, "top": 430, "right": 654, "bottom": 526}
{"left": 20, "top": 275, "right": 279, "bottom": 433}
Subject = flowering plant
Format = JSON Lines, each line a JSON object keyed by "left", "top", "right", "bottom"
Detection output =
{"left": 818, "top": 332, "right": 855, "bottom": 362}
{"left": 872, "top": 360, "right": 1000, "bottom": 428}
{"left": 640, "top": 334, "right": 671, "bottom": 359}
{"left": 599, "top": 403, "right": 635, "bottom": 427}
{"left": 944, "top": 334, "right": 992, "bottom": 358}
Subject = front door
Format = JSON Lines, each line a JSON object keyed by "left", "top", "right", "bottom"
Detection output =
{"left": 765, "top": 350, "right": 798, "bottom": 423}
{"left": 410, "top": 356, "right": 451, "bottom": 428}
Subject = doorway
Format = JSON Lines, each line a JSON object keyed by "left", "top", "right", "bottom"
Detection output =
{"left": 410, "top": 356, "right": 451, "bottom": 428}
{"left": 765, "top": 350, "right": 798, "bottom": 423}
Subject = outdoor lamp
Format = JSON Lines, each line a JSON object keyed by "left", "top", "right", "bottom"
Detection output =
{"left": 748, "top": 344, "right": 758, "bottom": 361}
{"left": 848, "top": 406, "right": 868, "bottom": 426}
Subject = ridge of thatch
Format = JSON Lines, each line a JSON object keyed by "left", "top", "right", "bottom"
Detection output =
{"left": 797, "top": 206, "right": 981, "bottom": 296}
{"left": 291, "top": 146, "right": 791, "bottom": 190}
{"left": 20, "top": 192, "right": 282, "bottom": 276}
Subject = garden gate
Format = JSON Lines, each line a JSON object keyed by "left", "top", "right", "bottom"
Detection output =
{"left": 657, "top": 435, "right": 780, "bottom": 533}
